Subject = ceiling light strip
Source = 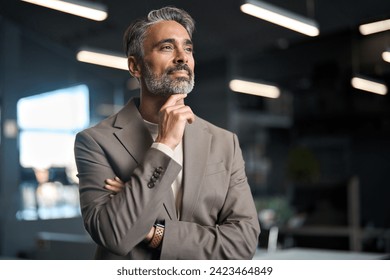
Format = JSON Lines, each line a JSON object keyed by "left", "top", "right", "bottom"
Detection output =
{"left": 382, "top": 51, "right": 390, "bottom": 63}
{"left": 21, "top": 0, "right": 108, "bottom": 21}
{"left": 359, "top": 19, "right": 390, "bottom": 35}
{"left": 351, "top": 76, "right": 387, "bottom": 95}
{"left": 240, "top": 0, "right": 319, "bottom": 37}
{"left": 77, "top": 49, "right": 128, "bottom": 71}
{"left": 229, "top": 79, "right": 280, "bottom": 98}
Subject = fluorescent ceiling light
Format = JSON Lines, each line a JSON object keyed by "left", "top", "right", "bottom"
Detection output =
{"left": 383, "top": 51, "right": 390, "bottom": 63}
{"left": 359, "top": 19, "right": 390, "bottom": 35}
{"left": 351, "top": 76, "right": 387, "bottom": 95}
{"left": 21, "top": 0, "right": 108, "bottom": 21}
{"left": 77, "top": 48, "right": 128, "bottom": 71}
{"left": 240, "top": 0, "right": 319, "bottom": 37}
{"left": 229, "top": 79, "right": 280, "bottom": 98}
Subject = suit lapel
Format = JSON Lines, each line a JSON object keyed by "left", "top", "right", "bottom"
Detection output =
{"left": 113, "top": 99, "right": 153, "bottom": 164}
{"left": 112, "top": 98, "right": 176, "bottom": 220}
{"left": 181, "top": 118, "right": 211, "bottom": 221}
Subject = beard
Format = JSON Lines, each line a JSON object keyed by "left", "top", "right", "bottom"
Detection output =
{"left": 142, "top": 62, "right": 195, "bottom": 97}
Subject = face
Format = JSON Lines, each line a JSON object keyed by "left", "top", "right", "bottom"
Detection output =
{"left": 139, "top": 20, "right": 195, "bottom": 96}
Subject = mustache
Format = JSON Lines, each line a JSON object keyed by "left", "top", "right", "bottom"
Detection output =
{"left": 166, "top": 64, "right": 193, "bottom": 76}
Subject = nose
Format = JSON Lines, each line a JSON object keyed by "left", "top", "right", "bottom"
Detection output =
{"left": 174, "top": 48, "right": 188, "bottom": 64}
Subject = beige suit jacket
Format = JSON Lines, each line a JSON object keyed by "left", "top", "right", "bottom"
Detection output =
{"left": 74, "top": 97, "right": 260, "bottom": 259}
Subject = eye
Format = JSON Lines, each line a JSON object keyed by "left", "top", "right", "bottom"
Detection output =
{"left": 185, "top": 46, "right": 193, "bottom": 53}
{"left": 161, "top": 45, "right": 173, "bottom": 51}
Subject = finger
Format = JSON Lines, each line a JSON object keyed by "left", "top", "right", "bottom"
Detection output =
{"left": 163, "top": 104, "right": 193, "bottom": 115}
{"left": 170, "top": 106, "right": 195, "bottom": 123}
{"left": 105, "top": 184, "right": 122, "bottom": 193}
{"left": 161, "top": 94, "right": 187, "bottom": 109}
{"left": 114, "top": 176, "right": 124, "bottom": 184}
{"left": 105, "top": 178, "right": 124, "bottom": 188}
{"left": 187, "top": 112, "right": 195, "bottom": 124}
{"left": 183, "top": 111, "right": 195, "bottom": 124}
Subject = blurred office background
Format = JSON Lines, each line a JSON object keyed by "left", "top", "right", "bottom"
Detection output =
{"left": 0, "top": 0, "right": 389, "bottom": 259}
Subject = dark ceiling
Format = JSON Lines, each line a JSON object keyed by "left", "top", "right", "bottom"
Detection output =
{"left": 1, "top": 0, "right": 389, "bottom": 63}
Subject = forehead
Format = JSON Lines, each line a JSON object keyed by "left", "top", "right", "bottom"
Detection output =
{"left": 144, "top": 20, "right": 191, "bottom": 46}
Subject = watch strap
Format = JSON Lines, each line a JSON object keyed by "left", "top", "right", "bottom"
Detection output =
{"left": 149, "top": 223, "right": 164, "bottom": 249}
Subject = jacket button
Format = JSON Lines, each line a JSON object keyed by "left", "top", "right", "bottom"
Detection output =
{"left": 147, "top": 182, "right": 155, "bottom": 188}
{"left": 156, "top": 166, "right": 164, "bottom": 173}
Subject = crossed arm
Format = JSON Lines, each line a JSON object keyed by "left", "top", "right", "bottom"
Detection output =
{"left": 105, "top": 177, "right": 156, "bottom": 243}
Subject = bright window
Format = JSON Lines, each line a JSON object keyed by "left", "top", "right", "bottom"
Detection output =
{"left": 16, "top": 84, "right": 89, "bottom": 220}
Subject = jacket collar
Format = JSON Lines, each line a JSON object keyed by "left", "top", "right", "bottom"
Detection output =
{"left": 113, "top": 98, "right": 153, "bottom": 164}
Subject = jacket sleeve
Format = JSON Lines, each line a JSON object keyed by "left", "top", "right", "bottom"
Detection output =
{"left": 160, "top": 134, "right": 261, "bottom": 259}
{"left": 74, "top": 130, "right": 181, "bottom": 256}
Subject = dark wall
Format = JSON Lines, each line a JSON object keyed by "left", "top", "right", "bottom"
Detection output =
{"left": 351, "top": 136, "right": 390, "bottom": 228}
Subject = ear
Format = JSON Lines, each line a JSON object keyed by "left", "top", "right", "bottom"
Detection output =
{"left": 128, "top": 56, "right": 141, "bottom": 78}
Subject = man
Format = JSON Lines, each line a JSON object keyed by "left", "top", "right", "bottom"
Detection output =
{"left": 74, "top": 6, "right": 260, "bottom": 260}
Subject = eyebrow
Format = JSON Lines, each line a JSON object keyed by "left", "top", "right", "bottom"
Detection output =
{"left": 153, "top": 38, "right": 193, "bottom": 48}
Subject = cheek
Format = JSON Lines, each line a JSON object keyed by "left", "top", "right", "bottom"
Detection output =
{"left": 188, "top": 59, "right": 195, "bottom": 72}
{"left": 142, "top": 60, "right": 163, "bottom": 77}
{"left": 189, "top": 55, "right": 195, "bottom": 65}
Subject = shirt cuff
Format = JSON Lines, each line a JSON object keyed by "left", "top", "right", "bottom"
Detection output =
{"left": 151, "top": 142, "right": 175, "bottom": 159}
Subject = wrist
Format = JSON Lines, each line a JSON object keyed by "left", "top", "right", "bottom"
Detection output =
{"left": 155, "top": 136, "right": 177, "bottom": 150}
{"left": 144, "top": 227, "right": 155, "bottom": 243}
{"left": 152, "top": 141, "right": 175, "bottom": 155}
{"left": 148, "top": 223, "right": 165, "bottom": 249}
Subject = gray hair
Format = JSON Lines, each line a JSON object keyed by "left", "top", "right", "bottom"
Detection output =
{"left": 123, "top": 6, "right": 195, "bottom": 60}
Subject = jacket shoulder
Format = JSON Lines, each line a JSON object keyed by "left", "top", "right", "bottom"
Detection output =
{"left": 196, "top": 116, "right": 235, "bottom": 138}
{"left": 76, "top": 114, "right": 117, "bottom": 138}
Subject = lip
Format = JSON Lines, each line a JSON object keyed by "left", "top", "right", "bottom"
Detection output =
{"left": 170, "top": 70, "right": 189, "bottom": 76}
